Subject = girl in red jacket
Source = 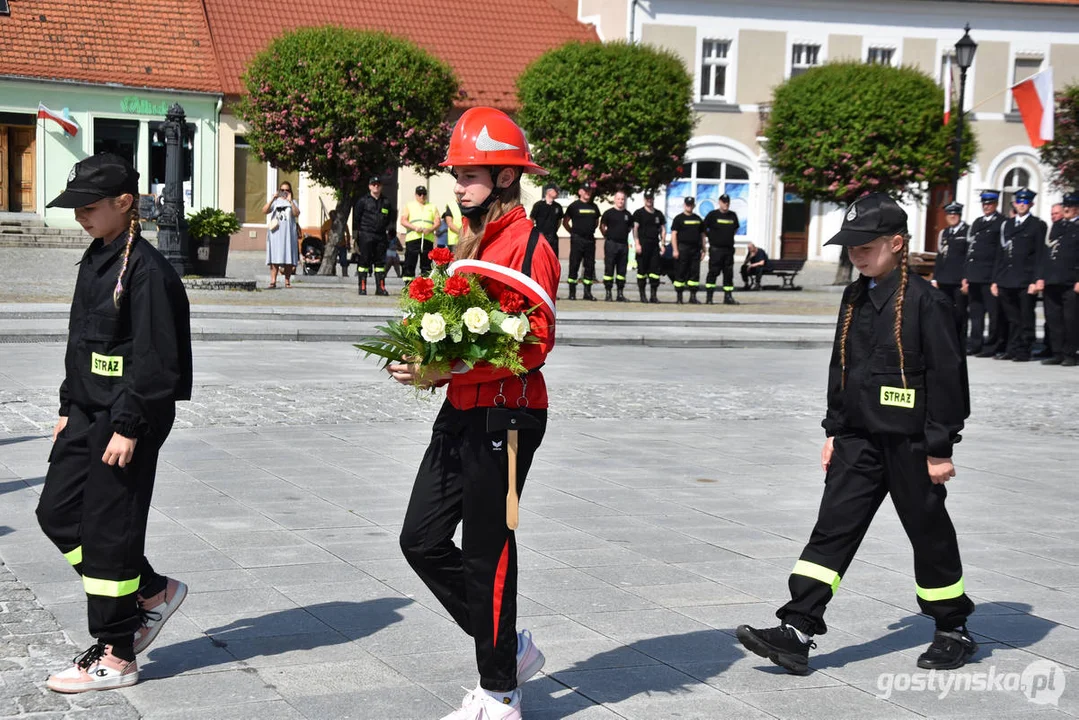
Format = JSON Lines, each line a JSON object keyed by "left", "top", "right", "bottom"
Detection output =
{"left": 389, "top": 107, "right": 560, "bottom": 720}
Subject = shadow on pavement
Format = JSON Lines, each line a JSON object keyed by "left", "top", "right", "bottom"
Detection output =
{"left": 0, "top": 435, "right": 42, "bottom": 447}
{"left": 142, "top": 597, "right": 412, "bottom": 678}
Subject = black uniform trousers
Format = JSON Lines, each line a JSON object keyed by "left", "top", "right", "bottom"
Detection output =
{"left": 399, "top": 401, "right": 546, "bottom": 692}
{"left": 998, "top": 287, "right": 1036, "bottom": 360}
{"left": 356, "top": 232, "right": 388, "bottom": 276}
{"left": 936, "top": 284, "right": 969, "bottom": 353}
{"left": 674, "top": 244, "right": 701, "bottom": 289}
{"left": 636, "top": 242, "right": 662, "bottom": 287}
{"left": 966, "top": 283, "right": 1002, "bottom": 353}
{"left": 37, "top": 403, "right": 172, "bottom": 645}
{"left": 1044, "top": 285, "right": 1079, "bottom": 359}
{"left": 706, "top": 248, "right": 736, "bottom": 291}
{"left": 402, "top": 238, "right": 434, "bottom": 281}
{"left": 603, "top": 240, "right": 628, "bottom": 289}
{"left": 778, "top": 433, "right": 974, "bottom": 636}
{"left": 567, "top": 234, "right": 596, "bottom": 286}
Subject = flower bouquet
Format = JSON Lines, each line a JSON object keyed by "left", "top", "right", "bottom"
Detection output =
{"left": 355, "top": 247, "right": 551, "bottom": 381}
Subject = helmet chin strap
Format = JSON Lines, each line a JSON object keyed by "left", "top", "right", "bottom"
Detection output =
{"left": 459, "top": 166, "right": 509, "bottom": 222}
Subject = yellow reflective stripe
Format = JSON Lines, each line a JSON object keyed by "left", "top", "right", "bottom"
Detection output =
{"left": 792, "top": 560, "right": 841, "bottom": 593}
{"left": 916, "top": 577, "right": 965, "bottom": 602}
{"left": 83, "top": 575, "right": 140, "bottom": 597}
{"left": 63, "top": 546, "right": 82, "bottom": 566}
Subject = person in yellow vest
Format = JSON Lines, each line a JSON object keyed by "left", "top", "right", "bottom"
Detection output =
{"left": 400, "top": 185, "right": 440, "bottom": 282}
{"left": 443, "top": 201, "right": 463, "bottom": 255}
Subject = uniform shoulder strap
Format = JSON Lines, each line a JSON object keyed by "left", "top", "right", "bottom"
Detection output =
{"left": 521, "top": 226, "right": 543, "bottom": 278}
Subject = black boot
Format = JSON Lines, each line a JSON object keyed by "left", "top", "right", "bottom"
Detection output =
{"left": 724, "top": 290, "right": 740, "bottom": 305}
{"left": 605, "top": 286, "right": 613, "bottom": 302}
{"left": 736, "top": 624, "right": 815, "bottom": 676}
{"left": 1064, "top": 356, "right": 1078, "bottom": 367}
{"left": 917, "top": 628, "right": 977, "bottom": 670}
{"left": 706, "top": 289, "right": 715, "bottom": 305}
{"left": 638, "top": 280, "right": 648, "bottom": 303}
{"left": 688, "top": 289, "right": 701, "bottom": 305}
{"left": 568, "top": 283, "right": 577, "bottom": 300}
{"left": 616, "top": 284, "right": 627, "bottom": 302}
{"left": 583, "top": 285, "right": 597, "bottom": 301}
{"left": 676, "top": 289, "right": 684, "bottom": 305}
{"left": 649, "top": 284, "right": 660, "bottom": 304}
{"left": 1042, "top": 355, "right": 1064, "bottom": 366}
{"left": 375, "top": 273, "right": 389, "bottom": 296}
{"left": 358, "top": 274, "right": 367, "bottom": 296}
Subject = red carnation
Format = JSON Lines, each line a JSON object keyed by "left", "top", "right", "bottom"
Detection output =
{"left": 408, "top": 277, "right": 435, "bottom": 302}
{"left": 428, "top": 247, "right": 454, "bottom": 266}
{"left": 500, "top": 290, "right": 526, "bottom": 314}
{"left": 528, "top": 314, "right": 548, "bottom": 341}
{"left": 443, "top": 275, "right": 471, "bottom": 297}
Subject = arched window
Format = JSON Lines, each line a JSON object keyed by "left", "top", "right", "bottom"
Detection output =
{"left": 666, "top": 160, "right": 750, "bottom": 235}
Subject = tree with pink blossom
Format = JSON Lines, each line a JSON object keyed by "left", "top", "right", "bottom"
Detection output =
{"left": 239, "top": 26, "right": 458, "bottom": 274}
{"left": 1040, "top": 86, "right": 1079, "bottom": 190}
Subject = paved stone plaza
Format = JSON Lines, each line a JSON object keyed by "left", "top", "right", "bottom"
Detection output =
{"left": 2, "top": 340, "right": 1078, "bottom": 719}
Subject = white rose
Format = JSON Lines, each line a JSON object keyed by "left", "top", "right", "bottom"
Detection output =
{"left": 500, "top": 316, "right": 528, "bottom": 342}
{"left": 420, "top": 312, "right": 447, "bottom": 342}
{"left": 462, "top": 307, "right": 490, "bottom": 335}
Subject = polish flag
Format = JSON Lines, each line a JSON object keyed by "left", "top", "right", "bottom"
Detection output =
{"left": 1011, "top": 68, "right": 1055, "bottom": 148}
{"left": 943, "top": 55, "right": 952, "bottom": 125}
{"left": 37, "top": 104, "right": 78, "bottom": 136}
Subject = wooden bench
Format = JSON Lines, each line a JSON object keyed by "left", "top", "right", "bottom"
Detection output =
{"left": 749, "top": 258, "right": 806, "bottom": 290}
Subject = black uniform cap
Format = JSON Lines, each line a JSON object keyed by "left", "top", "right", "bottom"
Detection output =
{"left": 944, "top": 202, "right": 964, "bottom": 214}
{"left": 684, "top": 196, "right": 695, "bottom": 207}
{"left": 719, "top": 194, "right": 730, "bottom": 203}
{"left": 47, "top": 153, "right": 139, "bottom": 209}
{"left": 643, "top": 189, "right": 655, "bottom": 199}
{"left": 826, "top": 193, "right": 908, "bottom": 247}
{"left": 368, "top": 175, "right": 382, "bottom": 184}
{"left": 415, "top": 185, "right": 428, "bottom": 195}
{"left": 1063, "top": 192, "right": 1079, "bottom": 207}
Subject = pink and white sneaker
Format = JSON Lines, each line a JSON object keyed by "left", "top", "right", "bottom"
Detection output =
{"left": 46, "top": 643, "right": 138, "bottom": 693}
{"left": 442, "top": 686, "right": 521, "bottom": 720}
{"left": 133, "top": 577, "right": 187, "bottom": 654}
{"left": 516, "top": 629, "right": 545, "bottom": 684}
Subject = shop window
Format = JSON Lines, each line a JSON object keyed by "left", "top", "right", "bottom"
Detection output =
{"left": 148, "top": 121, "right": 196, "bottom": 208}
{"left": 234, "top": 137, "right": 267, "bottom": 224}
{"left": 666, "top": 160, "right": 751, "bottom": 235}
{"left": 93, "top": 119, "right": 139, "bottom": 171}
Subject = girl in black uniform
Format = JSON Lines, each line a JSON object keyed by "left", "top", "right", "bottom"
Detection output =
{"left": 38, "top": 154, "right": 192, "bottom": 693}
{"left": 737, "top": 193, "right": 976, "bottom": 675}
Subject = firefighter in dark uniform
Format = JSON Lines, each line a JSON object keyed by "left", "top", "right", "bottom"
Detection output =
{"left": 562, "top": 184, "right": 601, "bottom": 300}
{"left": 932, "top": 202, "right": 969, "bottom": 350}
{"left": 529, "top": 183, "right": 563, "bottom": 258}
{"left": 992, "top": 187, "right": 1047, "bottom": 362}
{"left": 703, "top": 193, "right": 740, "bottom": 305}
{"left": 737, "top": 193, "right": 975, "bottom": 676}
{"left": 352, "top": 176, "right": 395, "bottom": 296}
{"left": 963, "top": 190, "right": 1006, "bottom": 357}
{"left": 600, "top": 190, "right": 633, "bottom": 302}
{"left": 37, "top": 154, "right": 193, "bottom": 692}
{"left": 670, "top": 196, "right": 704, "bottom": 304}
{"left": 1036, "top": 192, "right": 1079, "bottom": 366}
{"left": 632, "top": 189, "right": 666, "bottom": 303}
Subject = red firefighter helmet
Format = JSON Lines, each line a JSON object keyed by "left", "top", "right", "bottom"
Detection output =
{"left": 441, "top": 107, "right": 547, "bottom": 175}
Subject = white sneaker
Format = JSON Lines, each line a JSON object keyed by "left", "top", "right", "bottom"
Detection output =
{"left": 443, "top": 686, "right": 521, "bottom": 720}
{"left": 516, "top": 629, "right": 545, "bottom": 684}
{"left": 133, "top": 577, "right": 187, "bottom": 654}
{"left": 46, "top": 643, "right": 138, "bottom": 693}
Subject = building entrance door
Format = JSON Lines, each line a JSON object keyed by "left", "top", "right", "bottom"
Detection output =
{"left": 780, "top": 192, "right": 809, "bottom": 259}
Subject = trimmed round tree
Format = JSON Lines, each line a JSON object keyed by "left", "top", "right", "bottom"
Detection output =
{"left": 1040, "top": 85, "right": 1079, "bottom": 190}
{"left": 239, "top": 26, "right": 458, "bottom": 274}
{"left": 516, "top": 40, "right": 694, "bottom": 197}
{"left": 765, "top": 61, "right": 976, "bottom": 280}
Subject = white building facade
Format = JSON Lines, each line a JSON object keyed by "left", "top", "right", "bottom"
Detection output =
{"left": 579, "top": 0, "right": 1079, "bottom": 261}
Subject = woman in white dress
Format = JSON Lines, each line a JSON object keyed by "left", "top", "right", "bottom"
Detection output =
{"left": 262, "top": 181, "right": 300, "bottom": 288}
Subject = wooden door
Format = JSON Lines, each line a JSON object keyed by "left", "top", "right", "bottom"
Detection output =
{"left": 923, "top": 184, "right": 951, "bottom": 253}
{"left": 10, "top": 127, "right": 35, "bottom": 212}
{"left": 0, "top": 128, "right": 8, "bottom": 212}
{"left": 780, "top": 193, "right": 809, "bottom": 259}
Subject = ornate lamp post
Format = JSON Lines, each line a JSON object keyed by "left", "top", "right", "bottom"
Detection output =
{"left": 951, "top": 25, "right": 978, "bottom": 202}
{"left": 156, "top": 103, "right": 192, "bottom": 276}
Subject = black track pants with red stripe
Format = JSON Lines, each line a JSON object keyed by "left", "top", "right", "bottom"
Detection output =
{"left": 400, "top": 400, "right": 546, "bottom": 692}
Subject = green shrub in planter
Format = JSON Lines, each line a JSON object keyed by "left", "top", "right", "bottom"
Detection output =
{"left": 188, "top": 208, "right": 241, "bottom": 240}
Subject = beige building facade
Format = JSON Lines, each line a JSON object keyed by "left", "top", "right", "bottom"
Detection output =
{"left": 582, "top": 0, "right": 1079, "bottom": 260}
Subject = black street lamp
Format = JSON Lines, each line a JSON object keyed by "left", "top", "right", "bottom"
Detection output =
{"left": 951, "top": 24, "right": 977, "bottom": 201}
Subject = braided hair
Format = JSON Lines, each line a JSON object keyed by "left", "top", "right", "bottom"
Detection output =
{"left": 112, "top": 202, "right": 140, "bottom": 309}
{"left": 837, "top": 233, "right": 911, "bottom": 390}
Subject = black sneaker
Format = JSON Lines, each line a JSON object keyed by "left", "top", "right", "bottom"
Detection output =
{"left": 917, "top": 629, "right": 977, "bottom": 670}
{"left": 736, "top": 624, "right": 815, "bottom": 675}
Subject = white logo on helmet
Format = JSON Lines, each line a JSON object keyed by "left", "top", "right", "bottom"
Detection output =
{"left": 68, "top": 166, "right": 78, "bottom": 183}
{"left": 846, "top": 203, "right": 858, "bottom": 222}
{"left": 475, "top": 125, "right": 520, "bottom": 152}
